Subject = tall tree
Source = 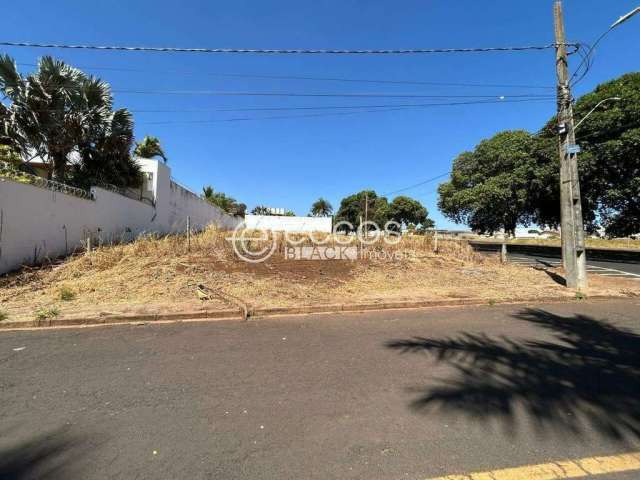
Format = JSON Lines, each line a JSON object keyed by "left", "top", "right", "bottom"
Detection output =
{"left": 310, "top": 198, "right": 333, "bottom": 217}
{"left": 134, "top": 136, "right": 167, "bottom": 163}
{"left": 438, "top": 130, "right": 537, "bottom": 236}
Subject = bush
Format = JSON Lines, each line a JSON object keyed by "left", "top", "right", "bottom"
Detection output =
{"left": 35, "top": 307, "right": 60, "bottom": 320}
{"left": 0, "top": 310, "right": 8, "bottom": 321}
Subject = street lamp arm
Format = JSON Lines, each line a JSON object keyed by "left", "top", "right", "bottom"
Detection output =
{"left": 570, "top": 6, "right": 640, "bottom": 86}
{"left": 574, "top": 97, "right": 622, "bottom": 131}
{"left": 611, "top": 7, "right": 640, "bottom": 29}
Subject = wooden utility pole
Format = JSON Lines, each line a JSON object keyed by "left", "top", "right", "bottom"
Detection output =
{"left": 554, "top": 0, "right": 587, "bottom": 290}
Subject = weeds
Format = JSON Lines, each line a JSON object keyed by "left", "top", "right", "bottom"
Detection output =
{"left": 575, "top": 291, "right": 587, "bottom": 301}
{"left": 0, "top": 310, "right": 7, "bottom": 321}
{"left": 0, "top": 226, "right": 611, "bottom": 314}
{"left": 58, "top": 286, "right": 76, "bottom": 301}
{"left": 35, "top": 307, "right": 60, "bottom": 320}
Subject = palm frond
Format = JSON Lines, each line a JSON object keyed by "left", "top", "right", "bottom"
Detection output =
{"left": 0, "top": 54, "right": 23, "bottom": 101}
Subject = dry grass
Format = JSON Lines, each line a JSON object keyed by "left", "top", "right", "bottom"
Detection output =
{"left": 0, "top": 227, "right": 638, "bottom": 321}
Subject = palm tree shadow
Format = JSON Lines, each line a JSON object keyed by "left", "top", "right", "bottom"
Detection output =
{"left": 386, "top": 309, "right": 640, "bottom": 442}
{"left": 0, "top": 428, "right": 86, "bottom": 480}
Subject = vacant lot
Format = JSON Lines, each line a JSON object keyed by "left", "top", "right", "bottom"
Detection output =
{"left": 1, "top": 228, "right": 638, "bottom": 322}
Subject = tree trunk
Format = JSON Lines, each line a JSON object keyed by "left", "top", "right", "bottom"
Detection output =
{"left": 51, "top": 151, "right": 67, "bottom": 182}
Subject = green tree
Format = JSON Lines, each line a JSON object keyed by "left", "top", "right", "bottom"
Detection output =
{"left": 388, "top": 195, "right": 434, "bottom": 230}
{"left": 532, "top": 72, "right": 640, "bottom": 236}
{"left": 334, "top": 190, "right": 431, "bottom": 231}
{"left": 134, "top": 136, "right": 167, "bottom": 163}
{"left": 335, "top": 190, "right": 379, "bottom": 231}
{"left": 310, "top": 198, "right": 333, "bottom": 217}
{"left": 437, "top": 73, "right": 640, "bottom": 237}
{"left": 202, "top": 185, "right": 246, "bottom": 216}
{"left": 438, "top": 130, "right": 537, "bottom": 236}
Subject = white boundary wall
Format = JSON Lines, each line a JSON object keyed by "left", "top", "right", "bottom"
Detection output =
{"left": 244, "top": 214, "right": 332, "bottom": 233}
{"left": 0, "top": 159, "right": 241, "bottom": 274}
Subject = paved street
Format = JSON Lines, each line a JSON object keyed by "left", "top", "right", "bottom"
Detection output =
{"left": 2, "top": 299, "right": 640, "bottom": 479}
{"left": 507, "top": 252, "right": 640, "bottom": 280}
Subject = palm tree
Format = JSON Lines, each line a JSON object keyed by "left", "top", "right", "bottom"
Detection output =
{"left": 310, "top": 198, "right": 333, "bottom": 217}
{"left": 73, "top": 108, "right": 141, "bottom": 189}
{"left": 0, "top": 55, "right": 89, "bottom": 180}
{"left": 202, "top": 185, "right": 246, "bottom": 216}
{"left": 0, "top": 54, "right": 138, "bottom": 184}
{"left": 134, "top": 136, "right": 167, "bottom": 163}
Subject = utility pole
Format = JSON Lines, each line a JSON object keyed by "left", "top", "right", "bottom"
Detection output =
{"left": 364, "top": 192, "right": 369, "bottom": 238}
{"left": 554, "top": 0, "right": 587, "bottom": 290}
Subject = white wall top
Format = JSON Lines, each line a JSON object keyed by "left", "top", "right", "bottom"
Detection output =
{"left": 244, "top": 215, "right": 332, "bottom": 233}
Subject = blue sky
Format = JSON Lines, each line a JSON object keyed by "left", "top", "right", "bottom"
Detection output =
{"left": 3, "top": 1, "right": 639, "bottom": 228}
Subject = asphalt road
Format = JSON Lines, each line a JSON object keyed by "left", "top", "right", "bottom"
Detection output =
{"left": 507, "top": 252, "right": 640, "bottom": 279}
{"left": 2, "top": 300, "right": 640, "bottom": 479}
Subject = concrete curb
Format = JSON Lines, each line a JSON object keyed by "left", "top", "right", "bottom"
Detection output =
{"left": 0, "top": 309, "right": 242, "bottom": 330}
{"left": 0, "top": 294, "right": 625, "bottom": 331}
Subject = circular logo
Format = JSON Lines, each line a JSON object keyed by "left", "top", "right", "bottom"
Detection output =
{"left": 229, "top": 223, "right": 278, "bottom": 263}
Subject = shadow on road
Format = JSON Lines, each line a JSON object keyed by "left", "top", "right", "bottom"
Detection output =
{"left": 386, "top": 309, "right": 640, "bottom": 441}
{"left": 0, "top": 428, "right": 85, "bottom": 480}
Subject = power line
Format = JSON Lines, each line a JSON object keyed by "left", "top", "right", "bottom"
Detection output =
{"left": 130, "top": 98, "right": 555, "bottom": 113}
{"left": 0, "top": 78, "right": 557, "bottom": 98}
{"left": 381, "top": 172, "right": 451, "bottom": 197}
{"left": 570, "top": 42, "right": 597, "bottom": 88}
{"left": 13, "top": 97, "right": 556, "bottom": 116}
{"left": 136, "top": 98, "right": 555, "bottom": 126}
{"left": 16, "top": 62, "right": 555, "bottom": 90}
{"left": 0, "top": 76, "right": 557, "bottom": 98}
{"left": 0, "top": 41, "right": 579, "bottom": 55}
{"left": 112, "top": 89, "right": 554, "bottom": 99}
{"left": 139, "top": 106, "right": 412, "bottom": 125}
{"left": 569, "top": 3, "right": 640, "bottom": 89}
